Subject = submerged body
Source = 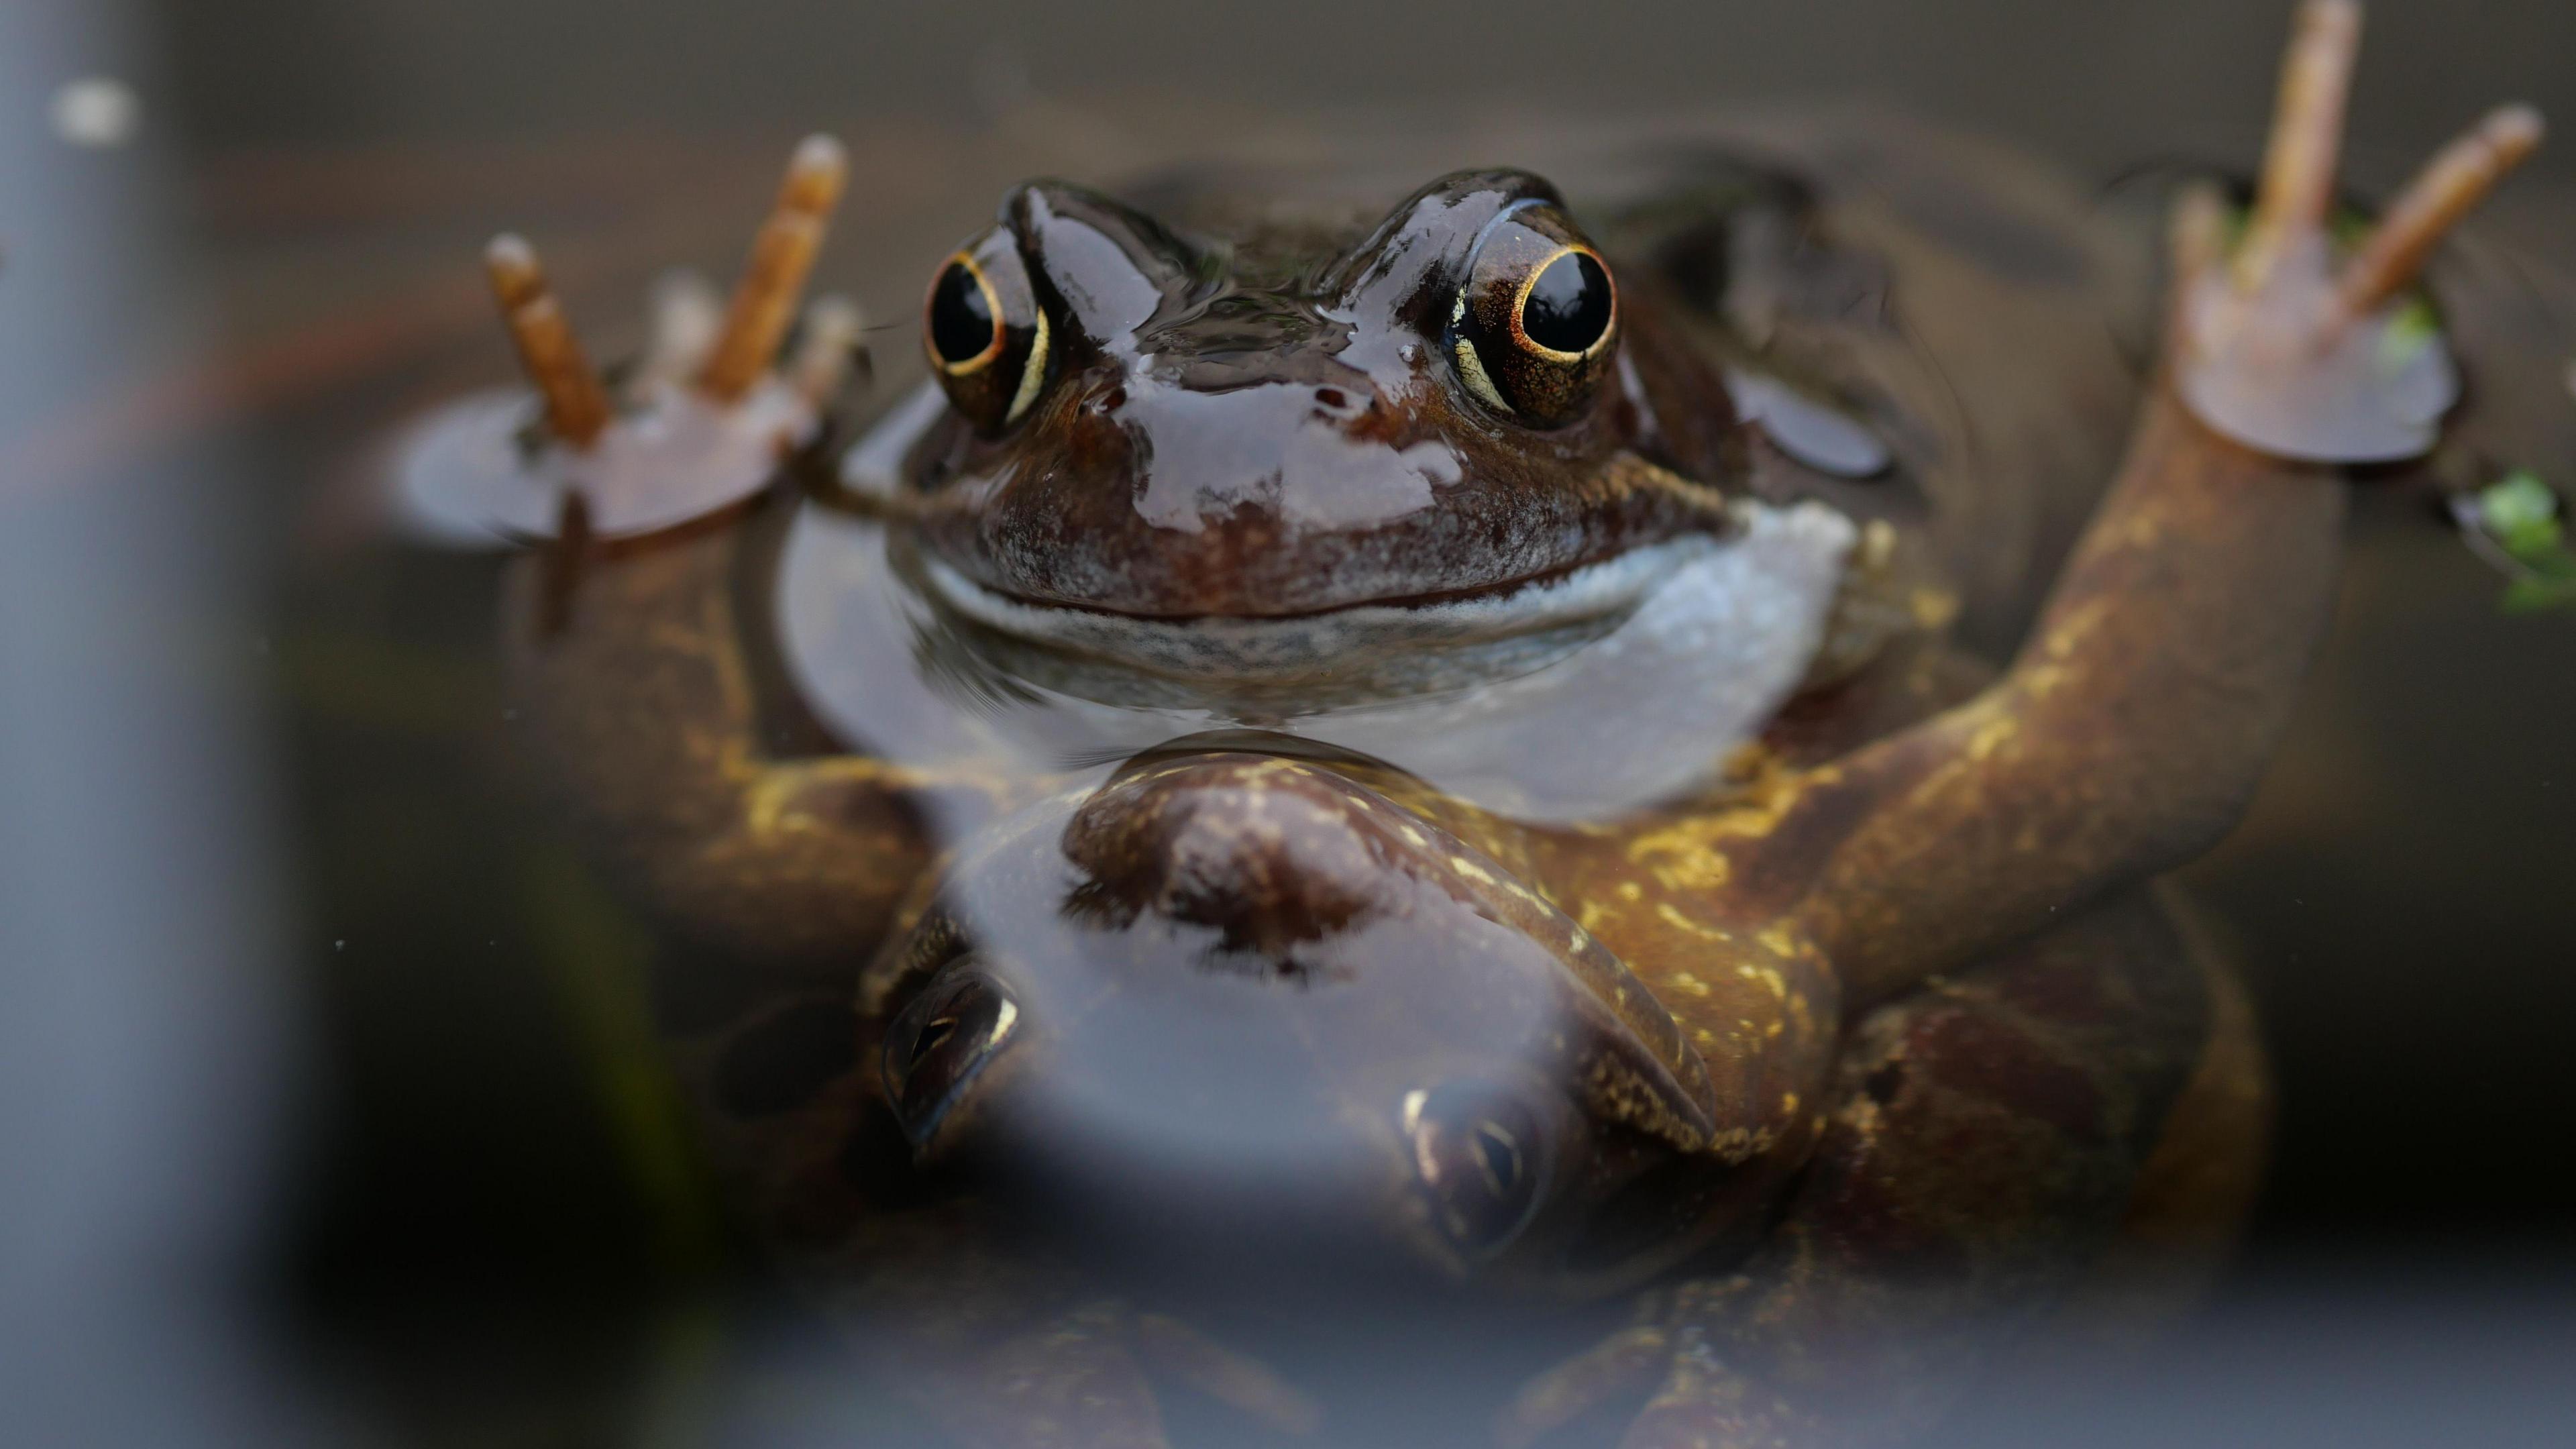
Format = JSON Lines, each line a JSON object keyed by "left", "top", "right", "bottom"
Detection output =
{"left": 474, "top": 9, "right": 2536, "bottom": 1443}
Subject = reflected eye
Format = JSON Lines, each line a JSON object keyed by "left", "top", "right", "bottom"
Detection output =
{"left": 1407, "top": 1085, "right": 1549, "bottom": 1258}
{"left": 1448, "top": 208, "right": 1619, "bottom": 427}
{"left": 882, "top": 968, "right": 1020, "bottom": 1145}
{"left": 1515, "top": 247, "right": 1615, "bottom": 359}
{"left": 922, "top": 237, "right": 1054, "bottom": 435}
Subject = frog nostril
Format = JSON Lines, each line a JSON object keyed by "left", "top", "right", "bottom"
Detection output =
{"left": 1313, "top": 386, "right": 1348, "bottom": 410}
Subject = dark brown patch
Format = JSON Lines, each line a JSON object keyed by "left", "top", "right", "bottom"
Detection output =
{"left": 714, "top": 999, "right": 860, "bottom": 1117}
{"left": 1908, "top": 1006, "right": 2106, "bottom": 1143}
{"left": 648, "top": 946, "right": 767, "bottom": 1036}
{"left": 1990, "top": 955, "right": 2116, "bottom": 1027}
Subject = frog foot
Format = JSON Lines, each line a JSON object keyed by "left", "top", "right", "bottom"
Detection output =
{"left": 2172, "top": 0, "right": 2542, "bottom": 464}
{"left": 393, "top": 136, "right": 867, "bottom": 546}
{"left": 907, "top": 1299, "right": 1324, "bottom": 1449}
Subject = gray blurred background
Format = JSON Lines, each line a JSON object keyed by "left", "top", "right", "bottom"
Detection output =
{"left": 146, "top": 0, "right": 2576, "bottom": 180}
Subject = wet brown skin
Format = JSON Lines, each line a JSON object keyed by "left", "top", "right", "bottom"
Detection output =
{"left": 906, "top": 170, "right": 1743, "bottom": 618}
{"left": 487, "top": 72, "right": 2502, "bottom": 1440}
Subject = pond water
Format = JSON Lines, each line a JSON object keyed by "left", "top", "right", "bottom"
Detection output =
{"left": 5, "top": 2, "right": 2574, "bottom": 1446}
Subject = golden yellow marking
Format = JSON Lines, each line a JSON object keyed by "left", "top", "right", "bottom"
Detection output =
{"left": 2019, "top": 661, "right": 2071, "bottom": 699}
{"left": 1615, "top": 880, "right": 1644, "bottom": 903}
{"left": 1624, "top": 751, "right": 1818, "bottom": 893}
{"left": 1780, "top": 1092, "right": 1800, "bottom": 1117}
{"left": 1908, "top": 587, "right": 1962, "bottom": 630}
{"left": 1856, "top": 518, "right": 1897, "bottom": 570}
{"left": 2037, "top": 598, "right": 2113, "bottom": 662}
{"left": 1667, "top": 971, "right": 1713, "bottom": 998}
{"left": 1449, "top": 855, "right": 1498, "bottom": 886}
{"left": 1757, "top": 924, "right": 1801, "bottom": 959}
{"left": 1505, "top": 242, "right": 1618, "bottom": 365}
{"left": 1003, "top": 305, "right": 1051, "bottom": 427}
{"left": 930, "top": 252, "right": 1008, "bottom": 378}
{"left": 1452, "top": 336, "right": 1511, "bottom": 413}
{"left": 1655, "top": 902, "right": 1731, "bottom": 943}
{"left": 1968, "top": 715, "right": 2021, "bottom": 762}
{"left": 1732, "top": 962, "right": 1788, "bottom": 1002}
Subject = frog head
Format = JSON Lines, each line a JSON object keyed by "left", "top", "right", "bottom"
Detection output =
{"left": 898, "top": 170, "right": 1743, "bottom": 695}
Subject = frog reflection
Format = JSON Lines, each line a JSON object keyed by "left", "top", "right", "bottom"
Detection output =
{"left": 870, "top": 737, "right": 1794, "bottom": 1305}
{"left": 487, "top": 6, "right": 2540, "bottom": 1444}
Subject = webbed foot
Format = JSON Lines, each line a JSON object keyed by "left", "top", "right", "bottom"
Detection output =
{"left": 2174, "top": 0, "right": 2542, "bottom": 464}
{"left": 399, "top": 136, "right": 866, "bottom": 545}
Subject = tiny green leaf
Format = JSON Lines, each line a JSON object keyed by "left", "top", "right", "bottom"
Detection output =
{"left": 2467, "top": 472, "right": 2576, "bottom": 614}
{"left": 2377, "top": 295, "right": 2443, "bottom": 374}
{"left": 2477, "top": 472, "right": 2567, "bottom": 561}
{"left": 2479, "top": 471, "right": 2558, "bottom": 531}
{"left": 2501, "top": 576, "right": 2576, "bottom": 614}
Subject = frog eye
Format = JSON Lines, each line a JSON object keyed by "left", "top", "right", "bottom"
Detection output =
{"left": 927, "top": 254, "right": 1004, "bottom": 373}
{"left": 1406, "top": 1084, "right": 1549, "bottom": 1258}
{"left": 923, "top": 239, "right": 1054, "bottom": 435}
{"left": 1513, "top": 246, "right": 1616, "bottom": 360}
{"left": 882, "top": 967, "right": 1020, "bottom": 1146}
{"left": 1448, "top": 211, "right": 1619, "bottom": 428}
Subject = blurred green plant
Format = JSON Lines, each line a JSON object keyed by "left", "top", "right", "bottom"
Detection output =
{"left": 2453, "top": 471, "right": 2576, "bottom": 614}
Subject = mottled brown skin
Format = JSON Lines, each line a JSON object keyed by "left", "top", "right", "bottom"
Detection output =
{"left": 490, "top": 64, "right": 2509, "bottom": 1444}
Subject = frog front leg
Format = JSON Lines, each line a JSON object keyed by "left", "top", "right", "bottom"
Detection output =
{"left": 1752, "top": 0, "right": 2541, "bottom": 1006}
{"left": 502, "top": 515, "right": 947, "bottom": 969}
{"left": 480, "top": 141, "right": 969, "bottom": 971}
{"left": 1501, "top": 888, "right": 2258, "bottom": 1449}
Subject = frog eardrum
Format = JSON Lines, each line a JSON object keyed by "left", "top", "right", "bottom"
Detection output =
{"left": 1446, "top": 203, "right": 1619, "bottom": 426}
{"left": 924, "top": 235, "right": 1053, "bottom": 434}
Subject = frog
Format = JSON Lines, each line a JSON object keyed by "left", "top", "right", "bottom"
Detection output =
{"left": 467, "top": 4, "right": 2540, "bottom": 1444}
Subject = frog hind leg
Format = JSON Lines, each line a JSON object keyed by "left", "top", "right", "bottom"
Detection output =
{"left": 2040, "top": 889, "right": 2272, "bottom": 1349}
{"left": 1500, "top": 888, "right": 2228, "bottom": 1449}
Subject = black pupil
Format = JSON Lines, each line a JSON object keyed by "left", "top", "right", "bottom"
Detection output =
{"left": 929, "top": 262, "right": 997, "bottom": 365}
{"left": 1472, "top": 1122, "right": 1523, "bottom": 1197}
{"left": 1520, "top": 250, "right": 1611, "bottom": 354}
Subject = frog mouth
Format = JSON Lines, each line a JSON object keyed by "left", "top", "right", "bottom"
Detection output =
{"left": 914, "top": 535, "right": 1725, "bottom": 706}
